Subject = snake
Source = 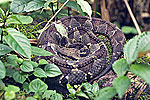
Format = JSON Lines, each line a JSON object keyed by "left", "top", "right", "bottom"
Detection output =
{"left": 36, "top": 16, "right": 126, "bottom": 86}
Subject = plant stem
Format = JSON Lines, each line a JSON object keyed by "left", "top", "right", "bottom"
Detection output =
{"left": 38, "top": 0, "right": 70, "bottom": 39}
{"left": 124, "top": 0, "right": 142, "bottom": 35}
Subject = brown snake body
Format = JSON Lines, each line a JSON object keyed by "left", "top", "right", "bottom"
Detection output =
{"left": 37, "top": 16, "right": 126, "bottom": 86}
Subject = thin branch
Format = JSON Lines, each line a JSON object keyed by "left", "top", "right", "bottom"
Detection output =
{"left": 124, "top": 0, "right": 142, "bottom": 35}
{"left": 38, "top": 0, "right": 70, "bottom": 39}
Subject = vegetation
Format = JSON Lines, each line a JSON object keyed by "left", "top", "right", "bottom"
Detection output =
{"left": 0, "top": 0, "right": 150, "bottom": 100}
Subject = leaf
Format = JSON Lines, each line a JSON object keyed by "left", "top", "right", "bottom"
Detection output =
{"left": 26, "top": 97, "right": 37, "bottom": 100}
{"left": 6, "top": 68, "right": 15, "bottom": 77}
{"left": 43, "top": 90, "right": 56, "bottom": 99}
{"left": 54, "top": 23, "right": 68, "bottom": 38}
{"left": 23, "top": 82, "right": 30, "bottom": 93}
{"left": 113, "top": 76, "right": 130, "bottom": 98}
{"left": 112, "top": 58, "right": 129, "bottom": 77}
{"left": 24, "top": 0, "right": 45, "bottom": 12}
{"left": 10, "top": 0, "right": 31, "bottom": 13}
{"left": 7, "top": 14, "right": 33, "bottom": 24}
{"left": 6, "top": 55, "right": 18, "bottom": 67}
{"left": 121, "top": 26, "right": 137, "bottom": 34}
{"left": 20, "top": 61, "right": 33, "bottom": 72}
{"left": 91, "top": 82, "right": 99, "bottom": 97}
{"left": 39, "top": 59, "right": 48, "bottom": 65}
{"left": 4, "top": 91, "right": 16, "bottom": 100}
{"left": 137, "top": 33, "right": 150, "bottom": 53}
{"left": 4, "top": 28, "right": 31, "bottom": 59}
{"left": 0, "top": 60, "right": 6, "bottom": 79}
{"left": 0, "top": 8, "right": 5, "bottom": 17}
{"left": 95, "top": 87, "right": 117, "bottom": 100}
{"left": 0, "top": 44, "right": 13, "bottom": 56}
{"left": 76, "top": 91, "right": 89, "bottom": 99}
{"left": 123, "top": 35, "right": 139, "bottom": 64}
{"left": 77, "top": 0, "right": 92, "bottom": 20}
{"left": 59, "top": 0, "right": 81, "bottom": 12}
{"left": 33, "top": 68, "right": 47, "bottom": 78}
{"left": 13, "top": 71, "right": 27, "bottom": 84}
{"left": 31, "top": 46, "right": 54, "bottom": 56}
{"left": 29, "top": 78, "right": 48, "bottom": 93}
{"left": 130, "top": 64, "right": 150, "bottom": 85}
{"left": 50, "top": 93, "right": 63, "bottom": 100}
{"left": 0, "top": 80, "right": 5, "bottom": 90}
{"left": 44, "top": 64, "right": 62, "bottom": 77}
{"left": 4, "top": 85, "right": 20, "bottom": 93}
{"left": 30, "top": 61, "right": 38, "bottom": 68}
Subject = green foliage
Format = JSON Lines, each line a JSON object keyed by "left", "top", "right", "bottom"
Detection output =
{"left": 0, "top": 60, "right": 6, "bottom": 79}
{"left": 0, "top": 44, "right": 13, "bottom": 56}
{"left": 4, "top": 28, "right": 31, "bottom": 59}
{"left": 20, "top": 61, "right": 34, "bottom": 72}
{"left": 44, "top": 64, "right": 62, "bottom": 77}
{"left": 113, "top": 76, "right": 130, "bottom": 98}
{"left": 4, "top": 85, "right": 20, "bottom": 100}
{"left": 130, "top": 64, "right": 150, "bottom": 85}
{"left": 112, "top": 58, "right": 128, "bottom": 77}
{"left": 13, "top": 71, "right": 27, "bottom": 84}
{"left": 121, "top": 26, "right": 137, "bottom": 34}
{"left": 31, "top": 46, "right": 54, "bottom": 56}
{"left": 77, "top": 0, "right": 92, "bottom": 19}
{"left": 29, "top": 78, "right": 48, "bottom": 93}
{"left": 33, "top": 68, "right": 47, "bottom": 78}
{"left": 95, "top": 87, "right": 117, "bottom": 100}
{"left": 7, "top": 14, "right": 33, "bottom": 24}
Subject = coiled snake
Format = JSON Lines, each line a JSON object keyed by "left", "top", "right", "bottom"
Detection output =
{"left": 37, "top": 16, "right": 126, "bottom": 86}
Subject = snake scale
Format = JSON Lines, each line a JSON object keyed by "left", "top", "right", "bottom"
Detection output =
{"left": 37, "top": 16, "right": 126, "bottom": 86}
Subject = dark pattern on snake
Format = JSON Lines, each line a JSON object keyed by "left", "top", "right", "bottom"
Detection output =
{"left": 37, "top": 16, "right": 126, "bottom": 86}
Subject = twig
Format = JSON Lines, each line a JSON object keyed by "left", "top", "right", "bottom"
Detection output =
{"left": 38, "top": 0, "right": 70, "bottom": 39}
{"left": 124, "top": 0, "right": 142, "bottom": 35}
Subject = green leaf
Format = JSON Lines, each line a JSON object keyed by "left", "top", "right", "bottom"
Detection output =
{"left": 0, "top": 60, "right": 6, "bottom": 79}
{"left": 20, "top": 61, "right": 33, "bottom": 72}
{"left": 10, "top": 0, "right": 31, "bottom": 13}
{"left": 130, "top": 64, "right": 150, "bottom": 85}
{"left": 33, "top": 68, "right": 47, "bottom": 78}
{"left": 43, "top": 90, "right": 56, "bottom": 99}
{"left": 24, "top": 0, "right": 45, "bottom": 12}
{"left": 67, "top": 84, "right": 76, "bottom": 98}
{"left": 6, "top": 68, "right": 15, "bottom": 77}
{"left": 7, "top": 14, "right": 33, "bottom": 24}
{"left": 6, "top": 55, "right": 18, "bottom": 67}
{"left": 91, "top": 82, "right": 99, "bottom": 97}
{"left": 4, "top": 85, "right": 20, "bottom": 93}
{"left": 113, "top": 76, "right": 130, "bottom": 98}
{"left": 0, "top": 8, "right": 5, "bottom": 17}
{"left": 31, "top": 46, "right": 54, "bottom": 56}
{"left": 123, "top": 35, "right": 139, "bottom": 64}
{"left": 23, "top": 82, "right": 30, "bottom": 93}
{"left": 95, "top": 87, "right": 117, "bottom": 100}
{"left": 54, "top": 23, "right": 68, "bottom": 38}
{"left": 112, "top": 58, "right": 129, "bottom": 77}
{"left": 39, "top": 59, "right": 48, "bottom": 65}
{"left": 4, "top": 91, "right": 16, "bottom": 100}
{"left": 30, "top": 61, "right": 38, "bottom": 68}
{"left": 121, "top": 26, "right": 137, "bottom": 34}
{"left": 59, "top": 0, "right": 81, "bottom": 12}
{"left": 76, "top": 91, "right": 89, "bottom": 99}
{"left": 137, "top": 32, "right": 150, "bottom": 53}
{"left": 50, "top": 93, "right": 63, "bottom": 100}
{"left": 4, "top": 28, "right": 31, "bottom": 59}
{"left": 44, "top": 64, "right": 62, "bottom": 77}
{"left": 29, "top": 78, "right": 48, "bottom": 93}
{"left": 13, "top": 71, "right": 27, "bottom": 84}
{"left": 0, "top": 80, "right": 5, "bottom": 90}
{"left": 77, "top": 0, "right": 92, "bottom": 19}
{"left": 26, "top": 97, "right": 37, "bottom": 100}
{"left": 0, "top": 44, "right": 13, "bottom": 56}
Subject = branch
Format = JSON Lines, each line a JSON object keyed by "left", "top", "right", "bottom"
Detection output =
{"left": 124, "top": 0, "right": 142, "bottom": 35}
{"left": 38, "top": 0, "right": 70, "bottom": 39}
